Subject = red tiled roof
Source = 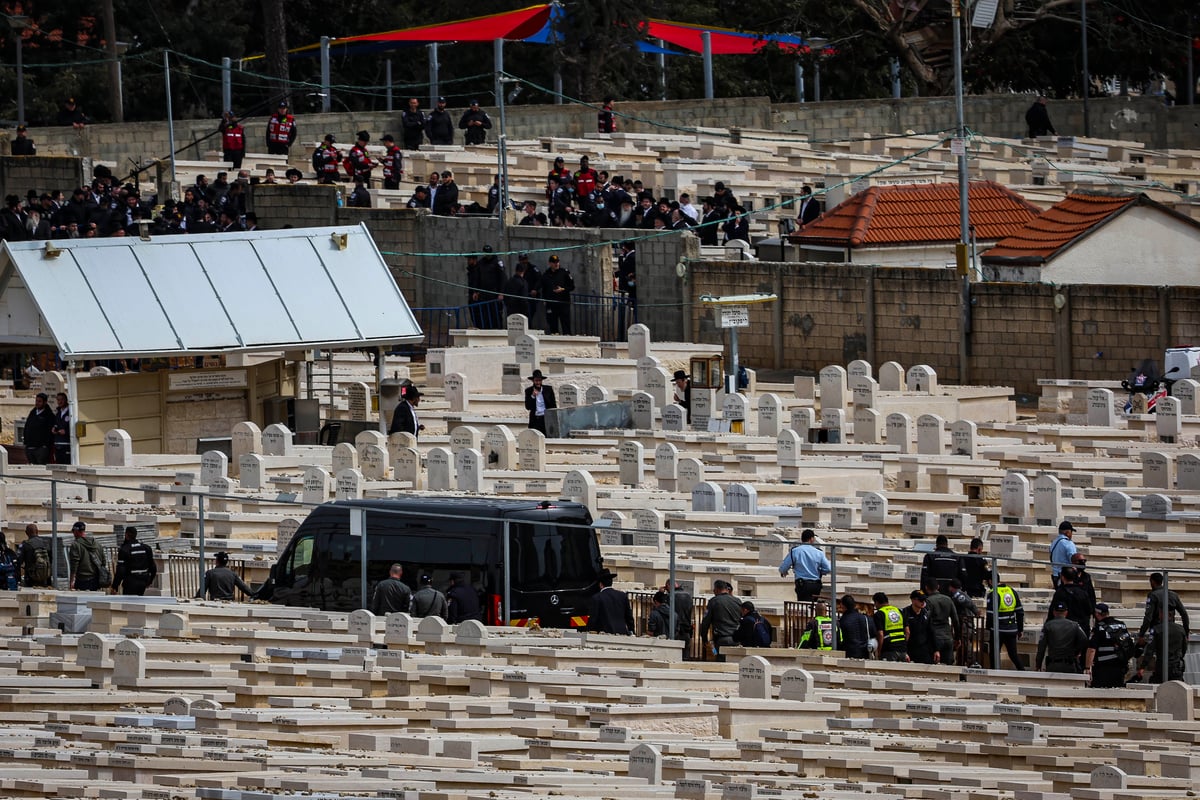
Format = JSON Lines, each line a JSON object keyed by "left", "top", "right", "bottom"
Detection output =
{"left": 790, "top": 181, "right": 1040, "bottom": 248}
{"left": 981, "top": 191, "right": 1140, "bottom": 264}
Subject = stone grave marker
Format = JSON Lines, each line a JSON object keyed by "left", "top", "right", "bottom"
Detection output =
{"left": 1090, "top": 766, "right": 1127, "bottom": 790}
{"left": 847, "top": 359, "right": 872, "bottom": 379}
{"left": 1174, "top": 379, "right": 1199, "bottom": 415}
{"left": 1032, "top": 474, "right": 1062, "bottom": 525}
{"left": 636, "top": 356, "right": 662, "bottom": 390}
{"left": 691, "top": 389, "right": 714, "bottom": 430}
{"left": 500, "top": 363, "right": 524, "bottom": 395}
{"left": 726, "top": 483, "right": 758, "bottom": 514}
{"left": 793, "top": 376, "right": 815, "bottom": 400}
{"left": 335, "top": 468, "right": 364, "bottom": 500}
{"left": 164, "top": 696, "right": 192, "bottom": 716}
{"left": 231, "top": 421, "right": 262, "bottom": 474}
{"left": 559, "top": 383, "right": 581, "bottom": 407}
{"left": 854, "top": 407, "right": 882, "bottom": 445}
{"left": 628, "top": 743, "right": 662, "bottom": 784}
{"left": 455, "top": 448, "right": 484, "bottom": 493}
{"left": 262, "top": 423, "right": 293, "bottom": 456}
{"left": 517, "top": 429, "right": 546, "bottom": 471}
{"left": 906, "top": 364, "right": 937, "bottom": 394}
{"left": 445, "top": 373, "right": 468, "bottom": 412}
{"left": 200, "top": 450, "right": 228, "bottom": 486}
{"left": 348, "top": 609, "right": 376, "bottom": 643}
{"left": 1141, "top": 493, "right": 1172, "bottom": 518}
{"left": 777, "top": 429, "right": 802, "bottom": 467}
{"left": 950, "top": 420, "right": 977, "bottom": 458}
{"left": 1087, "top": 388, "right": 1116, "bottom": 426}
{"left": 387, "top": 432, "right": 417, "bottom": 461}
{"left": 514, "top": 334, "right": 540, "bottom": 367}
{"left": 738, "top": 655, "right": 770, "bottom": 698}
{"left": 506, "top": 313, "right": 529, "bottom": 346}
{"left": 361, "top": 444, "right": 390, "bottom": 480}
{"left": 819, "top": 365, "right": 847, "bottom": 411}
{"left": 916, "top": 414, "right": 945, "bottom": 455}
{"left": 1000, "top": 472, "right": 1031, "bottom": 522}
{"left": 692, "top": 481, "right": 723, "bottom": 512}
{"left": 662, "top": 404, "right": 685, "bottom": 432}
{"left": 586, "top": 385, "right": 611, "bottom": 404}
{"left": 632, "top": 509, "right": 663, "bottom": 547}
{"left": 791, "top": 407, "right": 816, "bottom": 442}
{"left": 302, "top": 467, "right": 331, "bottom": 504}
{"left": 831, "top": 505, "right": 854, "bottom": 529}
{"left": 756, "top": 394, "right": 783, "bottom": 437}
{"left": 277, "top": 518, "right": 301, "bottom": 551}
{"left": 677, "top": 457, "right": 705, "bottom": 494}
{"left": 821, "top": 408, "right": 845, "bottom": 444}
{"left": 347, "top": 382, "right": 371, "bottom": 421}
{"left": 849, "top": 375, "right": 877, "bottom": 409}
{"left": 723, "top": 392, "right": 748, "bottom": 424}
{"left": 938, "top": 512, "right": 971, "bottom": 536}
{"left": 394, "top": 447, "right": 422, "bottom": 488}
{"left": 655, "top": 442, "right": 679, "bottom": 491}
{"left": 561, "top": 470, "right": 598, "bottom": 513}
{"left": 645, "top": 367, "right": 670, "bottom": 407}
{"left": 631, "top": 391, "right": 655, "bottom": 430}
{"left": 484, "top": 426, "right": 517, "bottom": 470}
{"left": 862, "top": 492, "right": 888, "bottom": 524}
{"left": 1155, "top": 680, "right": 1195, "bottom": 721}
{"left": 355, "top": 430, "right": 386, "bottom": 463}
{"left": 1142, "top": 451, "right": 1174, "bottom": 490}
{"left": 332, "top": 442, "right": 358, "bottom": 475}
{"left": 1178, "top": 454, "right": 1200, "bottom": 491}
{"left": 879, "top": 361, "right": 904, "bottom": 391}
{"left": 450, "top": 426, "right": 482, "bottom": 455}
{"left": 105, "top": 429, "right": 133, "bottom": 467}
{"left": 619, "top": 441, "right": 646, "bottom": 487}
{"left": 628, "top": 323, "right": 651, "bottom": 360}
{"left": 427, "top": 448, "right": 454, "bottom": 491}
{"left": 780, "top": 668, "right": 815, "bottom": 700}
{"left": 1157, "top": 396, "right": 1182, "bottom": 440}
{"left": 1101, "top": 490, "right": 1133, "bottom": 518}
{"left": 114, "top": 639, "right": 147, "bottom": 683}
{"left": 239, "top": 454, "right": 264, "bottom": 491}
{"left": 886, "top": 413, "right": 913, "bottom": 453}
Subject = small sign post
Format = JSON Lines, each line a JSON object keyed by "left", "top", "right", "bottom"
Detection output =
{"left": 699, "top": 293, "right": 777, "bottom": 395}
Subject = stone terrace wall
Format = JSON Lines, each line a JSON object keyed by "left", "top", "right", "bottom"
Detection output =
{"left": 0, "top": 155, "right": 88, "bottom": 203}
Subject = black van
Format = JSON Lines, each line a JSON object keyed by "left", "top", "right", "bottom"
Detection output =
{"left": 262, "top": 497, "right": 603, "bottom": 628}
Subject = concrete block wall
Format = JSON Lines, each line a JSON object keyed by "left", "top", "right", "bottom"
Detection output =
{"left": 969, "top": 282, "right": 1057, "bottom": 389}
{"left": 778, "top": 265, "right": 870, "bottom": 368}
{"left": 1068, "top": 286, "right": 1163, "bottom": 381}
{"left": 250, "top": 183, "right": 339, "bottom": 229}
{"left": 638, "top": 230, "right": 697, "bottom": 344}
{"left": 0, "top": 156, "right": 88, "bottom": 202}
{"left": 871, "top": 267, "right": 961, "bottom": 382}
{"left": 339, "top": 207, "right": 423, "bottom": 304}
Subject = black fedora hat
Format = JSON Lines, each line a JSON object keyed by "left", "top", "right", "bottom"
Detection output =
{"left": 527, "top": 369, "right": 547, "bottom": 381}
{"left": 598, "top": 568, "right": 618, "bottom": 582}
{"left": 672, "top": 370, "right": 689, "bottom": 381}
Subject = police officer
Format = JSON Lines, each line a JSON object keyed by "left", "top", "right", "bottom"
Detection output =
{"left": 986, "top": 582, "right": 1026, "bottom": 670}
{"left": 872, "top": 592, "right": 907, "bottom": 661}
{"left": 380, "top": 135, "right": 403, "bottom": 190}
{"left": 111, "top": 526, "right": 157, "bottom": 596}
{"left": 1036, "top": 601, "right": 1087, "bottom": 673}
{"left": 219, "top": 111, "right": 245, "bottom": 170}
{"left": 920, "top": 534, "right": 963, "bottom": 594}
{"left": 798, "top": 601, "right": 838, "bottom": 651}
{"left": 265, "top": 100, "right": 297, "bottom": 155}
{"left": 1085, "top": 603, "right": 1132, "bottom": 688}
{"left": 345, "top": 130, "right": 376, "bottom": 186}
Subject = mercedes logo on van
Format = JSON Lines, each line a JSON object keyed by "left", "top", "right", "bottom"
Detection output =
{"left": 550, "top": 594, "right": 560, "bottom": 606}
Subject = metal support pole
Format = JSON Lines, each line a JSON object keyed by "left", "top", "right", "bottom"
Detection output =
{"left": 795, "top": 63, "right": 805, "bottom": 103}
{"left": 991, "top": 557, "right": 1001, "bottom": 669}
{"left": 385, "top": 59, "right": 393, "bottom": 111}
{"left": 702, "top": 32, "right": 714, "bottom": 100}
{"left": 657, "top": 40, "right": 667, "bottom": 101}
{"left": 493, "top": 39, "right": 504, "bottom": 113}
{"left": 15, "top": 35, "right": 24, "bottom": 128}
{"left": 953, "top": 0, "right": 971, "bottom": 384}
{"left": 197, "top": 494, "right": 207, "bottom": 598}
{"left": 668, "top": 531, "right": 678, "bottom": 645}
{"left": 66, "top": 363, "right": 80, "bottom": 465}
{"left": 165, "top": 52, "right": 177, "bottom": 187}
{"left": 498, "top": 80, "right": 509, "bottom": 239}
{"left": 320, "top": 36, "right": 332, "bottom": 113}
{"left": 353, "top": 507, "right": 368, "bottom": 611}
{"left": 814, "top": 62, "right": 822, "bottom": 102}
{"left": 829, "top": 545, "right": 839, "bottom": 647}
{"left": 50, "top": 480, "right": 59, "bottom": 587}
{"left": 728, "top": 326, "right": 740, "bottom": 395}
{"left": 554, "top": 69, "right": 563, "bottom": 104}
{"left": 1188, "top": 14, "right": 1195, "bottom": 106}
{"left": 1081, "top": 0, "right": 1090, "bottom": 136}
{"left": 221, "top": 57, "right": 232, "bottom": 113}
{"left": 891, "top": 58, "right": 901, "bottom": 98}
{"left": 375, "top": 347, "right": 387, "bottom": 435}
{"left": 429, "top": 44, "right": 440, "bottom": 108}
{"left": 502, "top": 520, "right": 512, "bottom": 625}
{"left": 1161, "top": 570, "right": 1170, "bottom": 682}
{"left": 103, "top": 0, "right": 122, "bottom": 123}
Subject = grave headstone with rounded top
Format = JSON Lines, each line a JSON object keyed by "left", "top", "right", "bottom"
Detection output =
{"left": 332, "top": 442, "right": 358, "bottom": 475}
{"left": 262, "top": 423, "right": 294, "bottom": 456}
{"left": 455, "top": 448, "right": 485, "bottom": 493}
{"left": 427, "top": 448, "right": 454, "bottom": 491}
{"left": 906, "top": 364, "right": 937, "bottom": 394}
{"left": 105, "top": 429, "right": 133, "bottom": 467}
{"left": 302, "top": 467, "right": 331, "bottom": 504}
{"left": 361, "top": 444, "right": 390, "bottom": 480}
{"left": 335, "top": 468, "right": 364, "bottom": 500}
{"left": 878, "top": 361, "right": 904, "bottom": 391}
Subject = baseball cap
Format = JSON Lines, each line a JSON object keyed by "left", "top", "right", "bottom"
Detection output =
{"left": 482, "top": 244, "right": 493, "bottom": 253}
{"left": 71, "top": 522, "right": 85, "bottom": 531}
{"left": 517, "top": 252, "right": 529, "bottom": 259}
{"left": 548, "top": 255, "right": 560, "bottom": 262}
{"left": 381, "top": 134, "right": 394, "bottom": 142}
{"left": 1095, "top": 603, "right": 1109, "bottom": 614}
{"left": 469, "top": 99, "right": 479, "bottom": 106}
{"left": 1058, "top": 521, "right": 1075, "bottom": 532}
{"left": 437, "top": 96, "right": 446, "bottom": 103}
{"left": 1052, "top": 601, "right": 1067, "bottom": 611}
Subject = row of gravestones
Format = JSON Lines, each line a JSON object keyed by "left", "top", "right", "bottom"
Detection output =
{"left": 1087, "top": 386, "right": 1200, "bottom": 436}
{"left": 1001, "top": 469, "right": 1194, "bottom": 522}
{"left": 774, "top": 415, "right": 980, "bottom": 460}
{"left": 816, "top": 361, "right": 939, "bottom": 411}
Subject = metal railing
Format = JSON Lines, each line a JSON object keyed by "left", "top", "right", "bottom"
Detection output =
{"left": 166, "top": 553, "right": 256, "bottom": 601}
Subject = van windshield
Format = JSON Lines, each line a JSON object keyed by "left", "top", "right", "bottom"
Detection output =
{"left": 510, "top": 519, "right": 600, "bottom": 590}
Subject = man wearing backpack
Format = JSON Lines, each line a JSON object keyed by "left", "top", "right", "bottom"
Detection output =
{"left": 17, "top": 523, "right": 53, "bottom": 588}
{"left": 68, "top": 521, "right": 106, "bottom": 591}
{"left": 111, "top": 526, "right": 157, "bottom": 596}
{"left": 1085, "top": 603, "right": 1135, "bottom": 687}
{"left": 734, "top": 601, "right": 773, "bottom": 647}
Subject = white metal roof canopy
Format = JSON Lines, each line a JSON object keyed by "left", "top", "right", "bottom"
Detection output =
{"left": 0, "top": 224, "right": 423, "bottom": 359}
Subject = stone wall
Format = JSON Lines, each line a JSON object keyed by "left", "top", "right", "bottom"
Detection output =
{"left": 0, "top": 156, "right": 88, "bottom": 203}
{"left": 11, "top": 94, "right": 1198, "bottom": 179}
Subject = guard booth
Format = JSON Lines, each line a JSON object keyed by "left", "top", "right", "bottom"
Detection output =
{"left": 0, "top": 224, "right": 423, "bottom": 463}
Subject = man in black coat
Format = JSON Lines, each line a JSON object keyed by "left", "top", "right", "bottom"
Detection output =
{"left": 458, "top": 100, "right": 492, "bottom": 146}
{"left": 587, "top": 569, "right": 634, "bottom": 635}
{"left": 400, "top": 97, "right": 427, "bottom": 150}
{"left": 446, "top": 572, "right": 482, "bottom": 623}
{"left": 425, "top": 97, "right": 455, "bottom": 145}
{"left": 432, "top": 170, "right": 458, "bottom": 216}
{"left": 388, "top": 385, "right": 424, "bottom": 439}
{"left": 23, "top": 392, "right": 54, "bottom": 464}
{"left": 1025, "top": 96, "right": 1056, "bottom": 137}
{"left": 111, "top": 526, "right": 157, "bottom": 596}
{"left": 796, "top": 185, "right": 821, "bottom": 226}
{"left": 524, "top": 370, "right": 557, "bottom": 434}
{"left": 10, "top": 125, "right": 35, "bottom": 156}
{"left": 540, "top": 255, "right": 575, "bottom": 335}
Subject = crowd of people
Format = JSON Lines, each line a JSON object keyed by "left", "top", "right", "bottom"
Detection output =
{"left": 2, "top": 521, "right": 157, "bottom": 596}
{"left": 369, "top": 562, "right": 482, "bottom": 624}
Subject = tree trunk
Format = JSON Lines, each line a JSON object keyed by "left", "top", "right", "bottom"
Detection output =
{"left": 261, "top": 0, "right": 289, "bottom": 102}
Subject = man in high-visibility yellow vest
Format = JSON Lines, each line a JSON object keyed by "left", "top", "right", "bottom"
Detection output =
{"left": 798, "top": 601, "right": 840, "bottom": 650}
{"left": 986, "top": 582, "right": 1026, "bottom": 670}
{"left": 873, "top": 591, "right": 908, "bottom": 662}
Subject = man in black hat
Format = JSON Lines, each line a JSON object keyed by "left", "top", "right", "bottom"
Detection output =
{"left": 504, "top": 257, "right": 531, "bottom": 320}
{"left": 615, "top": 240, "right": 636, "bottom": 329}
{"left": 426, "top": 97, "right": 455, "bottom": 145}
{"left": 265, "top": 100, "right": 297, "bottom": 155}
{"left": 1085, "top": 603, "right": 1133, "bottom": 688}
{"left": 407, "top": 184, "right": 430, "bottom": 209}
{"left": 432, "top": 170, "right": 458, "bottom": 216}
{"left": 380, "top": 134, "right": 403, "bottom": 190}
{"left": 446, "top": 572, "right": 482, "bottom": 623}
{"left": 458, "top": 100, "right": 492, "bottom": 146}
{"left": 388, "top": 384, "right": 424, "bottom": 438}
{"left": 587, "top": 568, "right": 634, "bottom": 635}
{"left": 57, "top": 97, "right": 88, "bottom": 129}
{"left": 524, "top": 370, "right": 557, "bottom": 434}
{"left": 401, "top": 97, "right": 427, "bottom": 150}
{"left": 10, "top": 125, "right": 35, "bottom": 156}
{"left": 346, "top": 130, "right": 376, "bottom": 186}
{"left": 312, "top": 134, "right": 341, "bottom": 184}
{"left": 1049, "top": 520, "right": 1077, "bottom": 587}
{"left": 672, "top": 370, "right": 692, "bottom": 423}
{"left": 540, "top": 255, "right": 574, "bottom": 335}
{"left": 1036, "top": 600, "right": 1087, "bottom": 672}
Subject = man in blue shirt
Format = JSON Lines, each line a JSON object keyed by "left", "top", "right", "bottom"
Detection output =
{"left": 1049, "top": 521, "right": 1077, "bottom": 587}
{"left": 779, "top": 528, "right": 831, "bottom": 602}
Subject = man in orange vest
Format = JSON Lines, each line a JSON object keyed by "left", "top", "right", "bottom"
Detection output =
{"left": 265, "top": 100, "right": 297, "bottom": 155}
{"left": 219, "top": 111, "right": 245, "bottom": 169}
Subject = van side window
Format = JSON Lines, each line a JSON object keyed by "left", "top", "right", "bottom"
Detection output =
{"left": 282, "top": 534, "right": 314, "bottom": 583}
{"left": 511, "top": 522, "right": 594, "bottom": 588}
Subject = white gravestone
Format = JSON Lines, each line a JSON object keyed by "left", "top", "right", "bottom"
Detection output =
{"left": 585, "top": 385, "right": 610, "bottom": 404}
{"left": 514, "top": 334, "right": 540, "bottom": 368}
{"left": 449, "top": 426, "right": 482, "bottom": 455}
{"left": 776, "top": 429, "right": 802, "bottom": 467}
{"left": 1141, "top": 493, "right": 1172, "bottom": 518}
{"left": 517, "top": 429, "right": 546, "bottom": 471}
{"left": 1174, "top": 379, "right": 1199, "bottom": 415}
{"left": 821, "top": 408, "right": 845, "bottom": 444}
{"left": 906, "top": 364, "right": 937, "bottom": 394}
{"left": 950, "top": 420, "right": 977, "bottom": 458}
{"left": 302, "top": 467, "right": 331, "bottom": 504}
{"left": 738, "top": 655, "right": 771, "bottom": 697}
{"left": 355, "top": 430, "right": 386, "bottom": 463}
{"left": 262, "top": 423, "right": 294, "bottom": 456}
{"left": 395, "top": 447, "right": 422, "bottom": 488}
{"left": 655, "top": 442, "right": 679, "bottom": 491}
{"left": 455, "top": 448, "right": 485, "bottom": 493}
{"left": 231, "top": 421, "right": 262, "bottom": 474}
{"left": 916, "top": 414, "right": 945, "bottom": 455}
{"left": 618, "top": 441, "right": 646, "bottom": 487}
{"left": 1101, "top": 490, "right": 1133, "bottom": 518}
{"left": 1087, "top": 388, "right": 1116, "bottom": 427}
{"left": 661, "top": 404, "right": 685, "bottom": 432}
{"left": 847, "top": 359, "right": 872, "bottom": 379}
{"left": 506, "top": 314, "right": 529, "bottom": 346}
{"left": 1178, "top": 453, "right": 1200, "bottom": 491}
{"left": 347, "top": 382, "right": 371, "bottom": 421}
{"left": 361, "top": 444, "right": 390, "bottom": 480}
{"left": 862, "top": 491, "right": 888, "bottom": 524}
{"left": 644, "top": 367, "right": 670, "bottom": 408}
{"left": 723, "top": 392, "right": 748, "bottom": 424}
{"left": 780, "top": 668, "right": 815, "bottom": 701}
{"left": 1157, "top": 396, "right": 1182, "bottom": 440}
{"left": 854, "top": 407, "right": 882, "bottom": 445}
{"left": 445, "top": 373, "right": 469, "bottom": 412}
{"left": 1032, "top": 474, "right": 1062, "bottom": 525}
{"left": 277, "top": 518, "right": 301, "bottom": 551}
{"left": 335, "top": 468, "right": 364, "bottom": 500}
{"left": 886, "top": 413, "right": 914, "bottom": 453}
{"left": 791, "top": 407, "right": 816, "bottom": 442}
{"left": 757, "top": 393, "right": 783, "bottom": 437}
{"left": 1000, "top": 472, "right": 1031, "bottom": 521}
{"left": 636, "top": 356, "right": 662, "bottom": 390}
{"left": 239, "top": 454, "right": 265, "bottom": 491}
{"left": 849, "top": 375, "right": 877, "bottom": 409}
{"left": 819, "top": 365, "right": 847, "bottom": 411}
{"left": 332, "top": 442, "right": 358, "bottom": 475}
{"left": 561, "top": 470, "right": 598, "bottom": 514}
{"left": 484, "top": 426, "right": 518, "bottom": 470}
{"left": 691, "top": 389, "right": 714, "bottom": 431}
{"left": 1142, "top": 451, "right": 1174, "bottom": 490}
{"left": 105, "top": 429, "right": 133, "bottom": 467}
{"left": 559, "top": 383, "right": 581, "bottom": 407}
{"left": 677, "top": 457, "right": 705, "bottom": 494}
{"left": 427, "top": 448, "right": 454, "bottom": 491}
{"left": 628, "top": 743, "right": 662, "bottom": 784}
{"left": 631, "top": 392, "right": 656, "bottom": 430}
{"left": 627, "top": 324, "right": 651, "bottom": 361}
{"left": 200, "top": 450, "right": 228, "bottom": 486}
{"left": 726, "top": 483, "right": 758, "bottom": 514}
{"left": 878, "top": 361, "right": 904, "bottom": 391}
{"left": 692, "top": 481, "right": 724, "bottom": 513}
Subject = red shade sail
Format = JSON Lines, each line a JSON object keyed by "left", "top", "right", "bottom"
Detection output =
{"left": 339, "top": 4, "right": 553, "bottom": 45}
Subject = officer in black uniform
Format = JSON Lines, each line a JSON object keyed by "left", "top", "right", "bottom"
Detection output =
{"left": 196, "top": 551, "right": 254, "bottom": 601}
{"left": 111, "top": 526, "right": 157, "bottom": 596}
